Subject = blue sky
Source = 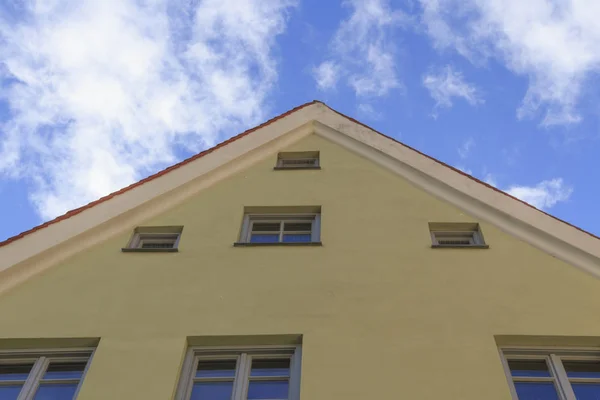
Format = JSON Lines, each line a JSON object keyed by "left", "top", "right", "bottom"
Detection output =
{"left": 0, "top": 0, "right": 599, "bottom": 241}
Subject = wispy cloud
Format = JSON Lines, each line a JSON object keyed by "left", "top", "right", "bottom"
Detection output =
{"left": 419, "top": 0, "right": 600, "bottom": 126}
{"left": 423, "top": 65, "right": 482, "bottom": 115}
{"left": 457, "top": 137, "right": 475, "bottom": 159}
{"left": 0, "top": 0, "right": 296, "bottom": 220}
{"left": 357, "top": 103, "right": 383, "bottom": 120}
{"left": 313, "top": 0, "right": 410, "bottom": 97}
{"left": 506, "top": 178, "right": 573, "bottom": 210}
{"left": 312, "top": 60, "right": 341, "bottom": 91}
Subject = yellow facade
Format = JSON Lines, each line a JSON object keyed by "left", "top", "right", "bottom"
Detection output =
{"left": 1, "top": 134, "right": 600, "bottom": 399}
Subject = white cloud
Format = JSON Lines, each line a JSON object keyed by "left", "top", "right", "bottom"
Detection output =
{"left": 314, "top": 0, "right": 410, "bottom": 97}
{"left": 357, "top": 103, "right": 383, "bottom": 120}
{"left": 458, "top": 166, "right": 570, "bottom": 210}
{"left": 423, "top": 65, "right": 482, "bottom": 114}
{"left": 474, "top": 171, "right": 570, "bottom": 210}
{"left": 0, "top": 0, "right": 296, "bottom": 220}
{"left": 506, "top": 178, "right": 573, "bottom": 210}
{"left": 313, "top": 61, "right": 341, "bottom": 91}
{"left": 457, "top": 137, "right": 475, "bottom": 159}
{"left": 420, "top": 0, "right": 600, "bottom": 126}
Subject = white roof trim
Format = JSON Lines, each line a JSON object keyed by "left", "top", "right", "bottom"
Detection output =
{"left": 0, "top": 105, "right": 319, "bottom": 292}
{"left": 1, "top": 101, "right": 599, "bottom": 293}
{"left": 312, "top": 117, "right": 600, "bottom": 278}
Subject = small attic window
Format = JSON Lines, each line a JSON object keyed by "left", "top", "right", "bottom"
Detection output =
{"left": 429, "top": 223, "right": 488, "bottom": 249}
{"left": 275, "top": 151, "right": 320, "bottom": 170}
{"left": 122, "top": 226, "right": 183, "bottom": 252}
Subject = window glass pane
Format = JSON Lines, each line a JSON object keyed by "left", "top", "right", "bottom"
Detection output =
{"left": 141, "top": 242, "right": 174, "bottom": 249}
{"left": 282, "top": 234, "right": 311, "bottom": 243}
{"left": 514, "top": 382, "right": 559, "bottom": 400}
{"left": 252, "top": 223, "right": 280, "bottom": 232}
{"left": 33, "top": 383, "right": 78, "bottom": 400}
{"left": 564, "top": 360, "right": 600, "bottom": 378}
{"left": 572, "top": 382, "right": 600, "bottom": 399}
{"left": 0, "top": 385, "right": 22, "bottom": 400}
{"left": 508, "top": 360, "right": 552, "bottom": 377}
{"left": 43, "top": 361, "right": 87, "bottom": 380}
{"left": 0, "top": 364, "right": 32, "bottom": 381}
{"left": 280, "top": 158, "right": 317, "bottom": 167}
{"left": 196, "top": 360, "right": 237, "bottom": 378}
{"left": 283, "top": 222, "right": 312, "bottom": 232}
{"left": 251, "top": 359, "right": 290, "bottom": 377}
{"left": 190, "top": 382, "right": 233, "bottom": 400}
{"left": 250, "top": 234, "right": 280, "bottom": 243}
{"left": 437, "top": 238, "right": 472, "bottom": 245}
{"left": 247, "top": 381, "right": 289, "bottom": 399}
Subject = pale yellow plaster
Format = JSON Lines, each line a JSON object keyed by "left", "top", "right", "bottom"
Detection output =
{"left": 0, "top": 135, "right": 599, "bottom": 399}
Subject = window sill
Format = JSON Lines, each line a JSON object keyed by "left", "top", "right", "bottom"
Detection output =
{"left": 234, "top": 242, "right": 322, "bottom": 247}
{"left": 431, "top": 244, "right": 489, "bottom": 249}
{"left": 121, "top": 248, "right": 179, "bottom": 253}
{"left": 273, "top": 166, "right": 321, "bottom": 171}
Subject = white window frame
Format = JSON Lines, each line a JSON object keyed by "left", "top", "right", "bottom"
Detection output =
{"left": 131, "top": 233, "right": 181, "bottom": 249}
{"left": 123, "top": 226, "right": 183, "bottom": 252}
{"left": 0, "top": 348, "right": 95, "bottom": 400}
{"left": 429, "top": 223, "right": 487, "bottom": 248}
{"left": 239, "top": 214, "right": 321, "bottom": 244}
{"left": 174, "top": 345, "right": 302, "bottom": 400}
{"left": 500, "top": 347, "right": 600, "bottom": 400}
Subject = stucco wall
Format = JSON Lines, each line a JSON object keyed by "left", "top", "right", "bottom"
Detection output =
{"left": 0, "top": 134, "right": 599, "bottom": 399}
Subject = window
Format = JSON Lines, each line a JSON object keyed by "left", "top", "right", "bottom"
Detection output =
{"left": 501, "top": 348, "right": 600, "bottom": 399}
{"left": 275, "top": 152, "right": 320, "bottom": 170}
{"left": 0, "top": 349, "right": 93, "bottom": 400}
{"left": 175, "top": 345, "right": 302, "bottom": 400}
{"left": 236, "top": 208, "right": 321, "bottom": 246}
{"left": 429, "top": 222, "right": 487, "bottom": 248}
{"left": 122, "top": 226, "right": 183, "bottom": 252}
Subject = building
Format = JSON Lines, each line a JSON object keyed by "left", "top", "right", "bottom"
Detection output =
{"left": 1, "top": 101, "right": 600, "bottom": 400}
